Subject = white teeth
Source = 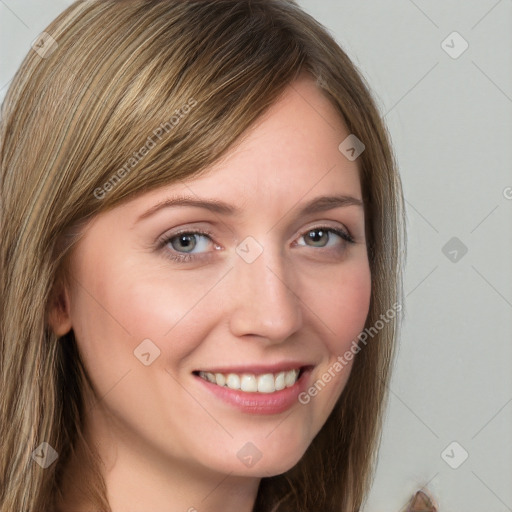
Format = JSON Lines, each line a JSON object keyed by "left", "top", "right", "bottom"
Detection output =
{"left": 204, "top": 372, "right": 216, "bottom": 383}
{"left": 215, "top": 373, "right": 226, "bottom": 386}
{"left": 226, "top": 373, "right": 240, "bottom": 390}
{"left": 284, "top": 370, "right": 298, "bottom": 387}
{"left": 274, "top": 371, "right": 286, "bottom": 391}
{"left": 240, "top": 374, "right": 258, "bottom": 392}
{"left": 198, "top": 368, "right": 301, "bottom": 393}
{"left": 257, "top": 373, "right": 275, "bottom": 393}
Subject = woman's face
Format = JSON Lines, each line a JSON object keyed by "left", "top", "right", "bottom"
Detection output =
{"left": 52, "top": 75, "right": 371, "bottom": 479}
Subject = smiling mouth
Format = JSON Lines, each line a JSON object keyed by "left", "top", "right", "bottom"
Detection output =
{"left": 192, "top": 367, "right": 308, "bottom": 394}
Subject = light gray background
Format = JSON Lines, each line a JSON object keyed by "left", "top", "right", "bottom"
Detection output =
{"left": 1, "top": 1, "right": 511, "bottom": 511}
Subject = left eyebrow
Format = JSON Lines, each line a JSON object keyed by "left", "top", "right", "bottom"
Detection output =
{"left": 298, "top": 194, "right": 364, "bottom": 215}
{"left": 135, "top": 193, "right": 364, "bottom": 224}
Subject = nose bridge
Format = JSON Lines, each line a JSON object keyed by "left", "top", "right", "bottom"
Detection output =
{"left": 227, "top": 235, "right": 303, "bottom": 340}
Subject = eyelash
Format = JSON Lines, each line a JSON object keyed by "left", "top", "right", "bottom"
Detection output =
{"left": 157, "top": 226, "right": 355, "bottom": 264}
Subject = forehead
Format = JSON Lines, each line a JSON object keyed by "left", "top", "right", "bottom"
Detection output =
{"left": 132, "top": 76, "right": 362, "bottom": 213}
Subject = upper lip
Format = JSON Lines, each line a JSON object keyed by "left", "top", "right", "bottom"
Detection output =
{"left": 193, "top": 361, "right": 314, "bottom": 375}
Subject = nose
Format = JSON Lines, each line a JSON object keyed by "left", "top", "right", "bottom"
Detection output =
{"left": 227, "top": 240, "right": 303, "bottom": 343}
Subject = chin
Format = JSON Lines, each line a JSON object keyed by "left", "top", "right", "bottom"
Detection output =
{"left": 229, "top": 440, "right": 310, "bottom": 478}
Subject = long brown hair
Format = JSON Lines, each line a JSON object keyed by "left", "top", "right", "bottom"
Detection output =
{"left": 0, "top": 1, "right": 406, "bottom": 510}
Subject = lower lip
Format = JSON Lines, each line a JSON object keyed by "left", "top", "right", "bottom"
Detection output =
{"left": 193, "top": 368, "right": 312, "bottom": 415}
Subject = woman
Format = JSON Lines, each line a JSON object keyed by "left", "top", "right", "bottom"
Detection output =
{"left": 0, "top": 1, "right": 406, "bottom": 511}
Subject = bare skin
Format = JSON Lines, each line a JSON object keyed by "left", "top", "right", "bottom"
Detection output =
{"left": 50, "top": 74, "right": 371, "bottom": 512}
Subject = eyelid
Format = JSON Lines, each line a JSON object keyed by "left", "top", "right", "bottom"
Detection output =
{"left": 156, "top": 228, "right": 218, "bottom": 264}
{"left": 156, "top": 222, "right": 355, "bottom": 264}
{"left": 156, "top": 227, "right": 218, "bottom": 253}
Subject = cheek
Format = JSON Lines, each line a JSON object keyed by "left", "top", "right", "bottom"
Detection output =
{"left": 296, "top": 263, "right": 371, "bottom": 430}
{"left": 114, "top": 271, "right": 223, "bottom": 356}
{"left": 312, "top": 260, "right": 372, "bottom": 351}
{"left": 70, "top": 266, "right": 222, "bottom": 378}
{"left": 66, "top": 271, "right": 140, "bottom": 394}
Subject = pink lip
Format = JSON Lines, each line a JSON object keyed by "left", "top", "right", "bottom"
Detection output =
{"left": 193, "top": 366, "right": 313, "bottom": 415}
{"left": 193, "top": 362, "right": 313, "bottom": 375}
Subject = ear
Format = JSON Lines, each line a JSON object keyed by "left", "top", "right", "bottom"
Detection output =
{"left": 47, "top": 277, "right": 73, "bottom": 337}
